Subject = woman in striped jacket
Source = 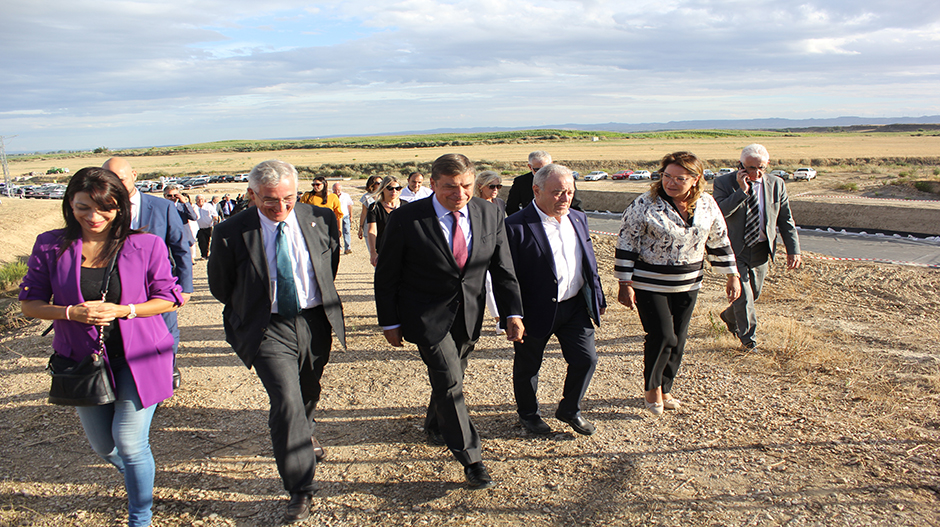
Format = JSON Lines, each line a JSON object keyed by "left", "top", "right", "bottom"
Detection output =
{"left": 615, "top": 151, "right": 741, "bottom": 416}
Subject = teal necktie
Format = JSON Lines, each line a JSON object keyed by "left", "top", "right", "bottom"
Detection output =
{"left": 276, "top": 222, "right": 301, "bottom": 318}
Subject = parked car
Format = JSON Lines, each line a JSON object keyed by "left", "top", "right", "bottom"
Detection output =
{"left": 628, "top": 170, "right": 652, "bottom": 180}
{"left": 46, "top": 185, "right": 66, "bottom": 200}
{"left": 611, "top": 170, "right": 633, "bottom": 180}
{"left": 233, "top": 173, "right": 250, "bottom": 182}
{"left": 793, "top": 168, "right": 817, "bottom": 181}
{"left": 571, "top": 171, "right": 580, "bottom": 180}
{"left": 770, "top": 169, "right": 791, "bottom": 180}
{"left": 703, "top": 169, "right": 716, "bottom": 180}
{"left": 584, "top": 171, "right": 609, "bottom": 181}
{"left": 718, "top": 168, "right": 735, "bottom": 177}
{"left": 651, "top": 171, "right": 662, "bottom": 181}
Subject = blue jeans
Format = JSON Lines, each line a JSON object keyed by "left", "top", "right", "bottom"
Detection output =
{"left": 76, "top": 367, "right": 157, "bottom": 527}
{"left": 341, "top": 216, "right": 352, "bottom": 251}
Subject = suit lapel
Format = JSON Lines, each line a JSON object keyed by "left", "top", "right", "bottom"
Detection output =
{"left": 295, "top": 205, "right": 329, "bottom": 278}
{"left": 524, "top": 204, "right": 556, "bottom": 277}
{"left": 240, "top": 212, "right": 269, "bottom": 298}
{"left": 419, "top": 199, "right": 459, "bottom": 271}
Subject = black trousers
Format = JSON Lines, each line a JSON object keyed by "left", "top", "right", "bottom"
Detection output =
{"left": 512, "top": 295, "right": 597, "bottom": 421}
{"left": 634, "top": 289, "right": 698, "bottom": 394}
{"left": 251, "top": 307, "right": 331, "bottom": 494}
{"left": 196, "top": 227, "right": 212, "bottom": 258}
{"left": 416, "top": 306, "right": 481, "bottom": 467}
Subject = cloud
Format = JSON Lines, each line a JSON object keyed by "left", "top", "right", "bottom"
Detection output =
{"left": 1, "top": 1, "right": 939, "bottom": 151}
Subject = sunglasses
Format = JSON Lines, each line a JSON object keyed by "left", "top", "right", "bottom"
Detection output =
{"left": 387, "top": 186, "right": 402, "bottom": 192}
{"left": 487, "top": 184, "right": 503, "bottom": 190}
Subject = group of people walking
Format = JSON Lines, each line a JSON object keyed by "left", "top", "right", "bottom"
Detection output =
{"left": 18, "top": 144, "right": 800, "bottom": 525}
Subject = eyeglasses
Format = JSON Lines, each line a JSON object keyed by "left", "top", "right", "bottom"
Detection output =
{"left": 743, "top": 164, "right": 769, "bottom": 173}
{"left": 386, "top": 186, "right": 402, "bottom": 192}
{"left": 260, "top": 196, "right": 296, "bottom": 206}
{"left": 662, "top": 174, "right": 695, "bottom": 183}
{"left": 313, "top": 181, "right": 324, "bottom": 186}
{"left": 487, "top": 184, "right": 503, "bottom": 190}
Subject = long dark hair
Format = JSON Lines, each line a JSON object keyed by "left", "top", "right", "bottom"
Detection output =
{"left": 60, "top": 167, "right": 132, "bottom": 265}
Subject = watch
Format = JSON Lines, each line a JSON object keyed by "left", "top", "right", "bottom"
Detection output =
{"left": 126, "top": 304, "right": 137, "bottom": 320}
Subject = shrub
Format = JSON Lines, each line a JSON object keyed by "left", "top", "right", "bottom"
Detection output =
{"left": 0, "top": 261, "right": 27, "bottom": 291}
{"left": 838, "top": 183, "right": 858, "bottom": 191}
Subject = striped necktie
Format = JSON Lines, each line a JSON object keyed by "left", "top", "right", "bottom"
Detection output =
{"left": 744, "top": 184, "right": 761, "bottom": 247}
{"left": 275, "top": 222, "right": 301, "bottom": 318}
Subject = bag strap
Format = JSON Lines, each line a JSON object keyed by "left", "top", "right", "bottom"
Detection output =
{"left": 95, "top": 251, "right": 120, "bottom": 356}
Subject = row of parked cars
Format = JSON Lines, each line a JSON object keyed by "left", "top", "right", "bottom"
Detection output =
{"left": 581, "top": 167, "right": 818, "bottom": 182}
{"left": 2, "top": 183, "right": 66, "bottom": 199}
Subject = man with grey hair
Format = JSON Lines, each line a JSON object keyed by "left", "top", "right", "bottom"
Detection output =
{"left": 193, "top": 194, "right": 218, "bottom": 260}
{"left": 506, "top": 150, "right": 583, "bottom": 214}
{"left": 713, "top": 144, "right": 802, "bottom": 351}
{"left": 505, "top": 164, "right": 605, "bottom": 435}
{"left": 207, "top": 160, "right": 346, "bottom": 523}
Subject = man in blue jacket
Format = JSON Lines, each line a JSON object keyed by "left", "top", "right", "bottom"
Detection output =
{"left": 103, "top": 158, "right": 193, "bottom": 386}
{"left": 505, "top": 163, "right": 606, "bottom": 436}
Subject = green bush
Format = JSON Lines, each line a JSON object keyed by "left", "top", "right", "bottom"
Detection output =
{"left": 0, "top": 261, "right": 28, "bottom": 291}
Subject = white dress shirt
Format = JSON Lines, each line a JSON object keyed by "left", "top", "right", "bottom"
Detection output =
{"left": 129, "top": 190, "right": 142, "bottom": 229}
{"left": 256, "top": 209, "right": 322, "bottom": 313}
{"left": 401, "top": 186, "right": 433, "bottom": 202}
{"left": 533, "top": 205, "right": 584, "bottom": 302}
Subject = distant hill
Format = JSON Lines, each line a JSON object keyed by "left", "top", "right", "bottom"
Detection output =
{"left": 389, "top": 116, "right": 940, "bottom": 136}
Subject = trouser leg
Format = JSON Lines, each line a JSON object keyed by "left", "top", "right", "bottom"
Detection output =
{"left": 418, "top": 314, "right": 481, "bottom": 466}
{"left": 554, "top": 297, "right": 598, "bottom": 417}
{"left": 251, "top": 311, "right": 328, "bottom": 495}
{"left": 512, "top": 333, "right": 551, "bottom": 420}
{"left": 77, "top": 367, "right": 157, "bottom": 527}
{"left": 634, "top": 289, "right": 698, "bottom": 394}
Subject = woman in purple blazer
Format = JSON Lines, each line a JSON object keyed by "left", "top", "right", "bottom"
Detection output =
{"left": 19, "top": 167, "right": 183, "bottom": 527}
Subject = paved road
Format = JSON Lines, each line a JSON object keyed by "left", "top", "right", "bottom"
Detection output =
{"left": 585, "top": 212, "right": 940, "bottom": 268}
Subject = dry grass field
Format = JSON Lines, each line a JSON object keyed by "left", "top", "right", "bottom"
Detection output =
{"left": 9, "top": 133, "right": 940, "bottom": 178}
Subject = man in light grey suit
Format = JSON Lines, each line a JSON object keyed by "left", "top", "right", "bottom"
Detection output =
{"left": 713, "top": 144, "right": 802, "bottom": 350}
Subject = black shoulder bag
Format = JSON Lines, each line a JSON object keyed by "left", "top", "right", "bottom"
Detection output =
{"left": 46, "top": 253, "right": 118, "bottom": 406}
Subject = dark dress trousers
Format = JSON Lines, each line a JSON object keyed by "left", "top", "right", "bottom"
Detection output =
{"left": 207, "top": 203, "right": 346, "bottom": 495}
{"left": 374, "top": 196, "right": 523, "bottom": 466}
{"left": 505, "top": 203, "right": 606, "bottom": 420}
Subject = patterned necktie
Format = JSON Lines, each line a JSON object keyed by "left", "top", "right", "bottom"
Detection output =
{"left": 744, "top": 184, "right": 761, "bottom": 247}
{"left": 275, "top": 222, "right": 301, "bottom": 318}
{"left": 451, "top": 211, "right": 468, "bottom": 270}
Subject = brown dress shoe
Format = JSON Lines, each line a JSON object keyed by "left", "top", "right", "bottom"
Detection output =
{"left": 311, "top": 436, "right": 326, "bottom": 462}
{"left": 284, "top": 492, "right": 312, "bottom": 523}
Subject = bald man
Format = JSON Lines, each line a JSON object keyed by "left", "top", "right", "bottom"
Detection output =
{"left": 102, "top": 157, "right": 193, "bottom": 387}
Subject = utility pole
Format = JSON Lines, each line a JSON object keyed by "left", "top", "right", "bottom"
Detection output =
{"left": 0, "top": 135, "right": 15, "bottom": 197}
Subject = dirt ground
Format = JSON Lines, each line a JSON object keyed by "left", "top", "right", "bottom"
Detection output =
{"left": 1, "top": 187, "right": 938, "bottom": 526}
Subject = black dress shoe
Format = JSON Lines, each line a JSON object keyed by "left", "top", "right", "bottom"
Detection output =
{"left": 426, "top": 429, "right": 446, "bottom": 446}
{"left": 555, "top": 412, "right": 597, "bottom": 436}
{"left": 311, "top": 436, "right": 326, "bottom": 462}
{"left": 520, "top": 416, "right": 552, "bottom": 435}
{"left": 464, "top": 462, "right": 495, "bottom": 489}
{"left": 719, "top": 309, "right": 738, "bottom": 334}
{"left": 284, "top": 492, "right": 312, "bottom": 523}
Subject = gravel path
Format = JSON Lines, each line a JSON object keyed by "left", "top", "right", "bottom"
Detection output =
{"left": 1, "top": 219, "right": 938, "bottom": 526}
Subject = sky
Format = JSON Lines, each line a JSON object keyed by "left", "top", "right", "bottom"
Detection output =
{"left": 2, "top": 0, "right": 939, "bottom": 152}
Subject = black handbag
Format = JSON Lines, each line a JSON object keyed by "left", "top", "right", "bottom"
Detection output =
{"left": 46, "top": 253, "right": 118, "bottom": 406}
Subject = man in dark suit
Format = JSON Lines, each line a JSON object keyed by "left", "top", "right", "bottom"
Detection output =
{"left": 506, "top": 150, "right": 583, "bottom": 214}
{"left": 103, "top": 157, "right": 192, "bottom": 388}
{"left": 505, "top": 164, "right": 606, "bottom": 436}
{"left": 374, "top": 153, "right": 525, "bottom": 489}
{"left": 713, "top": 144, "right": 802, "bottom": 350}
{"left": 207, "top": 160, "right": 346, "bottom": 523}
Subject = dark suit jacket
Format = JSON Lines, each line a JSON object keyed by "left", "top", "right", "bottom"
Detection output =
{"left": 505, "top": 172, "right": 583, "bottom": 214}
{"left": 140, "top": 193, "right": 193, "bottom": 292}
{"left": 505, "top": 204, "right": 605, "bottom": 339}
{"left": 207, "top": 204, "right": 346, "bottom": 367}
{"left": 374, "top": 196, "right": 523, "bottom": 347}
{"left": 712, "top": 173, "right": 800, "bottom": 265}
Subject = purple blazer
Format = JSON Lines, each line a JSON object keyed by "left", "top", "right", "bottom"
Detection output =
{"left": 20, "top": 230, "right": 184, "bottom": 408}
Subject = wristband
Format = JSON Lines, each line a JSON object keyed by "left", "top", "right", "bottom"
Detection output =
{"left": 65, "top": 305, "right": 72, "bottom": 321}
